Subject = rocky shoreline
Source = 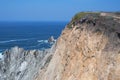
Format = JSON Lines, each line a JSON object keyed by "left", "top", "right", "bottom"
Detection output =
{"left": 0, "top": 44, "right": 56, "bottom": 80}
{"left": 0, "top": 12, "right": 120, "bottom": 80}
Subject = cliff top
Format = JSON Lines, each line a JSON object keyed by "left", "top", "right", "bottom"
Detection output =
{"left": 67, "top": 12, "right": 120, "bottom": 32}
{"left": 72, "top": 12, "right": 120, "bottom": 21}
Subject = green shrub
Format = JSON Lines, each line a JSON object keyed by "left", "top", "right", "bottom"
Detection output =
{"left": 67, "top": 12, "right": 100, "bottom": 29}
{"left": 72, "top": 12, "right": 88, "bottom": 21}
{"left": 72, "top": 12, "right": 100, "bottom": 22}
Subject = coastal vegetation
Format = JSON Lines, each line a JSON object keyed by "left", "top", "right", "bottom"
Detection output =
{"left": 67, "top": 12, "right": 100, "bottom": 29}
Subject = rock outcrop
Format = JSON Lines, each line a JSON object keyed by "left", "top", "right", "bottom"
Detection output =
{"left": 0, "top": 12, "right": 120, "bottom": 80}
{"left": 48, "top": 36, "right": 56, "bottom": 43}
{"left": 35, "top": 12, "right": 120, "bottom": 80}
{"left": 0, "top": 45, "right": 55, "bottom": 80}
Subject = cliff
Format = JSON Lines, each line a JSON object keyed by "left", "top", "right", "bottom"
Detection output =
{"left": 36, "top": 12, "right": 120, "bottom": 80}
{"left": 0, "top": 12, "right": 120, "bottom": 80}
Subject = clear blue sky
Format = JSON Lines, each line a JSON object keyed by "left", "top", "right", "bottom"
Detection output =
{"left": 0, "top": 0, "right": 120, "bottom": 21}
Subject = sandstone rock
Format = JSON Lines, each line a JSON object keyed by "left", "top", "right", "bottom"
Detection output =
{"left": 36, "top": 12, "right": 120, "bottom": 80}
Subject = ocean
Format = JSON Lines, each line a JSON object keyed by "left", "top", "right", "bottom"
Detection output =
{"left": 0, "top": 21, "right": 67, "bottom": 53}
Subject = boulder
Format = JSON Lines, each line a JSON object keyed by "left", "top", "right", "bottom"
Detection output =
{"left": 48, "top": 36, "right": 55, "bottom": 43}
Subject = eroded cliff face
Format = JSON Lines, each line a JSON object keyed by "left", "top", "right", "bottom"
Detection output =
{"left": 36, "top": 12, "right": 120, "bottom": 80}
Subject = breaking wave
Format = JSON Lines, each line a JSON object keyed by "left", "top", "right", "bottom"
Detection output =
{"left": 0, "top": 53, "right": 3, "bottom": 60}
{"left": 37, "top": 40, "right": 48, "bottom": 44}
{"left": 0, "top": 38, "right": 34, "bottom": 44}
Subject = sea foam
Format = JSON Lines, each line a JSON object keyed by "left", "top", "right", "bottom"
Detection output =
{"left": 0, "top": 53, "right": 3, "bottom": 60}
{"left": 0, "top": 38, "right": 34, "bottom": 44}
{"left": 37, "top": 40, "right": 48, "bottom": 43}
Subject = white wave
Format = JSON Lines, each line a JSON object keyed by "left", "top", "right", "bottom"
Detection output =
{"left": 0, "top": 40, "right": 16, "bottom": 43}
{"left": 0, "top": 38, "right": 34, "bottom": 44}
{"left": 0, "top": 53, "right": 3, "bottom": 60}
{"left": 37, "top": 40, "right": 44, "bottom": 43}
{"left": 37, "top": 40, "right": 48, "bottom": 44}
{"left": 44, "top": 40, "right": 48, "bottom": 43}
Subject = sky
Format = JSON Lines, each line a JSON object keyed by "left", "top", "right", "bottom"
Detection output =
{"left": 0, "top": 0, "right": 120, "bottom": 21}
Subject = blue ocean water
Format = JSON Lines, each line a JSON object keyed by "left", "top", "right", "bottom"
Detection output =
{"left": 0, "top": 21, "right": 67, "bottom": 53}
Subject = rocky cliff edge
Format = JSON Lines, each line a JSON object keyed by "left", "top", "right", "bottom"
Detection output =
{"left": 36, "top": 12, "right": 120, "bottom": 80}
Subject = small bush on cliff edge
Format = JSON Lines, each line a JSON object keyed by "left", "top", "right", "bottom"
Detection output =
{"left": 67, "top": 12, "right": 100, "bottom": 29}
{"left": 72, "top": 12, "right": 100, "bottom": 22}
